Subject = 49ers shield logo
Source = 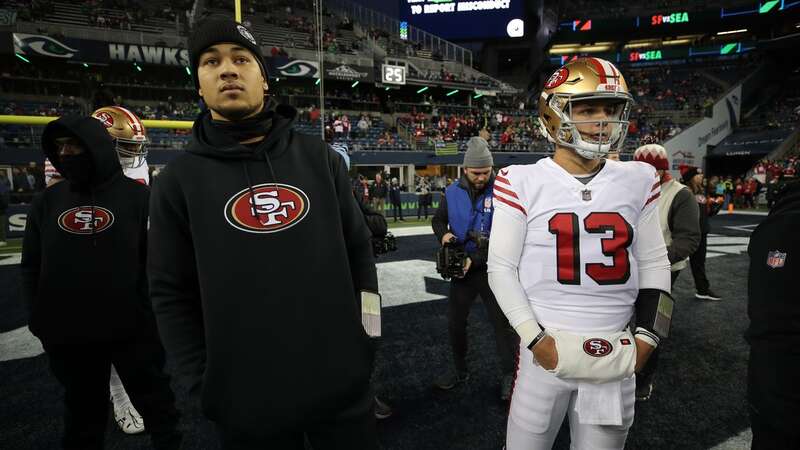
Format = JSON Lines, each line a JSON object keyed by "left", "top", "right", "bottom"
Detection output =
{"left": 58, "top": 206, "right": 115, "bottom": 234}
{"left": 224, "top": 183, "right": 310, "bottom": 233}
{"left": 583, "top": 338, "right": 613, "bottom": 357}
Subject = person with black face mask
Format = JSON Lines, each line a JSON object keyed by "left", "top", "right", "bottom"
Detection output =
{"left": 148, "top": 19, "right": 379, "bottom": 449}
{"left": 20, "top": 115, "right": 182, "bottom": 450}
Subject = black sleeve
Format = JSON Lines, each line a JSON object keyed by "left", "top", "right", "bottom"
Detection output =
{"left": 147, "top": 167, "right": 206, "bottom": 395}
{"left": 432, "top": 193, "right": 449, "bottom": 244}
{"left": 331, "top": 150, "right": 378, "bottom": 295}
{"left": 20, "top": 193, "right": 43, "bottom": 317}
{"left": 666, "top": 188, "right": 701, "bottom": 264}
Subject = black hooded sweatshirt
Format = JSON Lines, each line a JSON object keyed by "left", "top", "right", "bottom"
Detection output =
{"left": 148, "top": 103, "right": 377, "bottom": 436}
{"left": 746, "top": 181, "right": 800, "bottom": 347}
{"left": 21, "top": 116, "right": 151, "bottom": 344}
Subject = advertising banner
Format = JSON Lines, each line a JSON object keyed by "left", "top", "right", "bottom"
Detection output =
{"left": 664, "top": 84, "right": 741, "bottom": 175}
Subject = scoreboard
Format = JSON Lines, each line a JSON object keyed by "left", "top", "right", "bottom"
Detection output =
{"left": 398, "top": 0, "right": 526, "bottom": 40}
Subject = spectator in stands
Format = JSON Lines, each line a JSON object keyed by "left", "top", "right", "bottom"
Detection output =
{"left": 357, "top": 115, "right": 370, "bottom": 138}
{"left": 370, "top": 173, "right": 388, "bottom": 216}
{"left": 682, "top": 166, "right": 723, "bottom": 301}
{"left": 150, "top": 19, "right": 379, "bottom": 448}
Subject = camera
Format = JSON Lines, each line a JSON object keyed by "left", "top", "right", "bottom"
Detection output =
{"left": 436, "top": 237, "right": 467, "bottom": 280}
{"left": 372, "top": 232, "right": 397, "bottom": 256}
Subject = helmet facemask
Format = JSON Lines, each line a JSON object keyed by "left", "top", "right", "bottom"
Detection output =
{"left": 114, "top": 138, "right": 148, "bottom": 169}
{"left": 542, "top": 92, "right": 633, "bottom": 160}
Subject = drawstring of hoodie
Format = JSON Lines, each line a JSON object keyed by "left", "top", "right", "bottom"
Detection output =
{"left": 90, "top": 192, "right": 97, "bottom": 247}
{"left": 241, "top": 145, "right": 281, "bottom": 221}
{"left": 242, "top": 162, "right": 260, "bottom": 220}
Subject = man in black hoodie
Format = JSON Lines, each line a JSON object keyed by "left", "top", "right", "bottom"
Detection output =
{"left": 148, "top": 19, "right": 379, "bottom": 448}
{"left": 21, "top": 116, "right": 181, "bottom": 449}
{"left": 746, "top": 180, "right": 800, "bottom": 449}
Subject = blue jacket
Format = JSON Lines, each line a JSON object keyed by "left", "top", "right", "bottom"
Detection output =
{"left": 445, "top": 176, "right": 494, "bottom": 255}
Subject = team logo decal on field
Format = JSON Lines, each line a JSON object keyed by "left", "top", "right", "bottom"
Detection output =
{"left": 224, "top": 183, "right": 310, "bottom": 233}
{"left": 766, "top": 250, "right": 786, "bottom": 269}
{"left": 544, "top": 68, "right": 569, "bottom": 89}
{"left": 583, "top": 338, "right": 613, "bottom": 357}
{"left": 58, "top": 206, "right": 115, "bottom": 235}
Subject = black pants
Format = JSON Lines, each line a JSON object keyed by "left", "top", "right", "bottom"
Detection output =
{"left": 448, "top": 269, "right": 518, "bottom": 375}
{"left": 689, "top": 232, "right": 710, "bottom": 293}
{"left": 636, "top": 270, "right": 681, "bottom": 388}
{"left": 417, "top": 201, "right": 428, "bottom": 219}
{"left": 391, "top": 202, "right": 402, "bottom": 221}
{"left": 44, "top": 336, "right": 181, "bottom": 450}
{"left": 217, "top": 385, "right": 377, "bottom": 450}
{"left": 748, "top": 348, "right": 800, "bottom": 449}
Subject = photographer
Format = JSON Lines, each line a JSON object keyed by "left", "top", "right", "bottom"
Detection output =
{"left": 431, "top": 137, "right": 517, "bottom": 400}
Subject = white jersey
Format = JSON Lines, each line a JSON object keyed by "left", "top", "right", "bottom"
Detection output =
{"left": 489, "top": 158, "right": 670, "bottom": 334}
{"left": 123, "top": 162, "right": 150, "bottom": 186}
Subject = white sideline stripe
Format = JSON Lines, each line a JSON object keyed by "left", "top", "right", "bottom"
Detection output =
{"left": 0, "top": 326, "right": 44, "bottom": 361}
{"left": 390, "top": 226, "right": 434, "bottom": 237}
{"left": 0, "top": 254, "right": 21, "bottom": 266}
{"left": 708, "top": 428, "right": 751, "bottom": 449}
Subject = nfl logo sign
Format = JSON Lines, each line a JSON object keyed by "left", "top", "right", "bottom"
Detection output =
{"left": 581, "top": 189, "right": 592, "bottom": 202}
{"left": 766, "top": 250, "right": 787, "bottom": 269}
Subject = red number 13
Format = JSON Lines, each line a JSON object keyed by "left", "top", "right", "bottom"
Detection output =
{"left": 548, "top": 212, "right": 633, "bottom": 285}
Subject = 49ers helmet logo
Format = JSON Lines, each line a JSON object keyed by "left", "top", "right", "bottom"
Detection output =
{"left": 583, "top": 338, "right": 613, "bottom": 357}
{"left": 225, "top": 183, "right": 310, "bottom": 233}
{"left": 545, "top": 68, "right": 569, "bottom": 89}
{"left": 94, "top": 111, "right": 114, "bottom": 128}
{"left": 58, "top": 206, "right": 115, "bottom": 235}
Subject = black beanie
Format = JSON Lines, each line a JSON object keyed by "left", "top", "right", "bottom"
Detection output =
{"left": 681, "top": 166, "right": 699, "bottom": 184}
{"left": 188, "top": 18, "right": 268, "bottom": 91}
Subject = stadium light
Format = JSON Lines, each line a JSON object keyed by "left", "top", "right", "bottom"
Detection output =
{"left": 717, "top": 29, "right": 747, "bottom": 35}
{"left": 416, "top": 86, "right": 429, "bottom": 94}
{"left": 473, "top": 94, "right": 483, "bottom": 99}
{"left": 315, "top": 78, "right": 320, "bottom": 85}
{"left": 83, "top": 63, "right": 89, "bottom": 68}
{"left": 446, "top": 89, "right": 459, "bottom": 96}
{"left": 15, "top": 53, "right": 30, "bottom": 63}
{"left": 185, "top": 66, "right": 191, "bottom": 76}
{"left": 134, "top": 63, "right": 141, "bottom": 72}
{"left": 385, "top": 87, "right": 390, "bottom": 91}
{"left": 351, "top": 81, "right": 359, "bottom": 88}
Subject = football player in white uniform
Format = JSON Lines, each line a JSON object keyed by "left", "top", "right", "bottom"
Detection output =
{"left": 487, "top": 57, "right": 672, "bottom": 449}
{"left": 91, "top": 106, "right": 151, "bottom": 435}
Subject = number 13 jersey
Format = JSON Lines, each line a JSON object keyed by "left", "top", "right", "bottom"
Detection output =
{"left": 490, "top": 158, "right": 670, "bottom": 333}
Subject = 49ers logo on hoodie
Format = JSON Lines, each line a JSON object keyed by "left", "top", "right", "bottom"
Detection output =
{"left": 58, "top": 206, "right": 115, "bottom": 234}
{"left": 224, "top": 183, "right": 310, "bottom": 233}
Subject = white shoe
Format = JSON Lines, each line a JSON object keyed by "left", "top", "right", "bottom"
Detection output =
{"left": 114, "top": 405, "right": 145, "bottom": 434}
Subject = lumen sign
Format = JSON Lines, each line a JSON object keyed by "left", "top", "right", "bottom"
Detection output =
{"left": 651, "top": 12, "right": 689, "bottom": 25}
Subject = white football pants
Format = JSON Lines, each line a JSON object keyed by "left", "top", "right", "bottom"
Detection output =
{"left": 506, "top": 344, "right": 636, "bottom": 450}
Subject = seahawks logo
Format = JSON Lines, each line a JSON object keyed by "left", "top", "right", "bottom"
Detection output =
{"left": 276, "top": 60, "right": 319, "bottom": 78}
{"left": 13, "top": 34, "right": 78, "bottom": 58}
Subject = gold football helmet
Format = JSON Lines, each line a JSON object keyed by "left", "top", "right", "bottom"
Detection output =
{"left": 538, "top": 57, "right": 634, "bottom": 159}
{"left": 91, "top": 106, "right": 148, "bottom": 168}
